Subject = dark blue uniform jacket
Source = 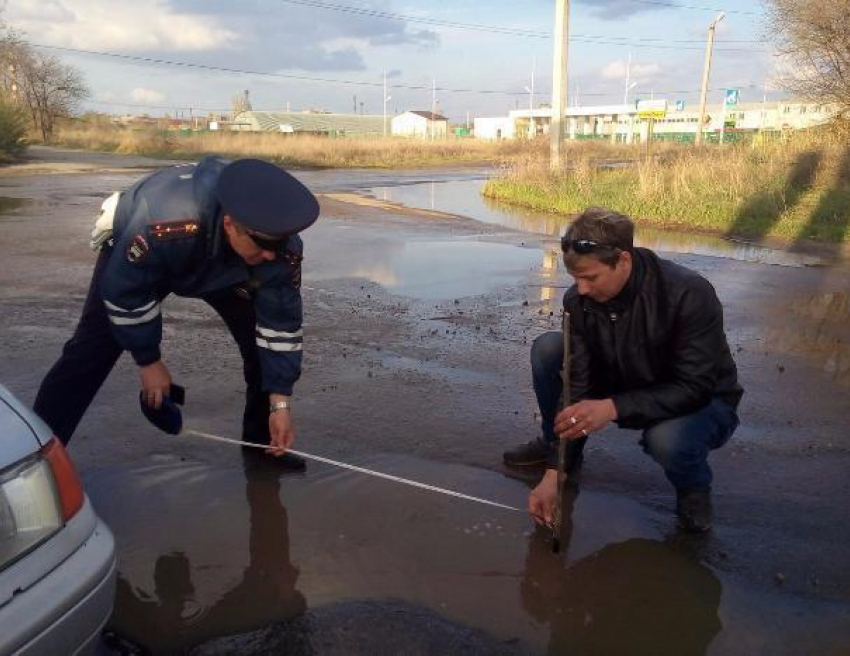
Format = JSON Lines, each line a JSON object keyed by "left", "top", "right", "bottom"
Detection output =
{"left": 101, "top": 156, "right": 304, "bottom": 395}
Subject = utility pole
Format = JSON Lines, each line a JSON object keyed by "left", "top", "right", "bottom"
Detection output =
{"left": 623, "top": 51, "right": 631, "bottom": 106}
{"left": 530, "top": 55, "right": 536, "bottom": 110}
{"left": 550, "top": 0, "right": 570, "bottom": 170}
{"left": 431, "top": 77, "right": 437, "bottom": 140}
{"left": 696, "top": 12, "right": 725, "bottom": 146}
{"left": 383, "top": 70, "right": 389, "bottom": 136}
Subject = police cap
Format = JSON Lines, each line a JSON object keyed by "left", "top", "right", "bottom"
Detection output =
{"left": 214, "top": 158, "right": 319, "bottom": 238}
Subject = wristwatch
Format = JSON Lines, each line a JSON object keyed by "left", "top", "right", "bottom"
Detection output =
{"left": 270, "top": 400, "right": 291, "bottom": 413}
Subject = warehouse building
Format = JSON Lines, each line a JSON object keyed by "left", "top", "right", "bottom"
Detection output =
{"left": 230, "top": 111, "right": 387, "bottom": 136}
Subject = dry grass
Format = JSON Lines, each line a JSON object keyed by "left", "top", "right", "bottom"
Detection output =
{"left": 483, "top": 128, "right": 850, "bottom": 243}
{"left": 54, "top": 123, "right": 547, "bottom": 168}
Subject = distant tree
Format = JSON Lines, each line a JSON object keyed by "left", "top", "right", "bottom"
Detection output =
{"left": 0, "top": 15, "right": 89, "bottom": 142}
{"left": 765, "top": 0, "right": 850, "bottom": 115}
{"left": 15, "top": 49, "right": 89, "bottom": 142}
{"left": 231, "top": 90, "right": 252, "bottom": 118}
{"left": 0, "top": 98, "right": 27, "bottom": 158}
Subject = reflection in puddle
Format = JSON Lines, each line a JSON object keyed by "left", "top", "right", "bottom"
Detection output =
{"left": 307, "top": 238, "right": 542, "bottom": 299}
{"left": 526, "top": 488, "right": 721, "bottom": 655}
{"left": 369, "top": 181, "right": 834, "bottom": 268}
{"left": 83, "top": 452, "right": 848, "bottom": 654}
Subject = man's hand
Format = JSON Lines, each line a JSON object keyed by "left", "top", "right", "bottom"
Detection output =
{"left": 268, "top": 394, "right": 295, "bottom": 456}
{"left": 140, "top": 361, "right": 172, "bottom": 409}
{"left": 528, "top": 469, "right": 559, "bottom": 527}
{"left": 554, "top": 399, "right": 617, "bottom": 441}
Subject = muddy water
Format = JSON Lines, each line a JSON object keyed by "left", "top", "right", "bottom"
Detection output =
{"left": 307, "top": 238, "right": 543, "bottom": 299}
{"left": 368, "top": 180, "right": 838, "bottom": 268}
{"left": 86, "top": 455, "right": 848, "bottom": 655}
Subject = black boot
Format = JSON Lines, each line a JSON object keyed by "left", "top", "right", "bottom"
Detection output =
{"left": 676, "top": 488, "right": 712, "bottom": 533}
{"left": 503, "top": 439, "right": 550, "bottom": 466}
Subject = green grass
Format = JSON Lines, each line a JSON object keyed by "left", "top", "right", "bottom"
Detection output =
{"left": 483, "top": 129, "right": 850, "bottom": 244}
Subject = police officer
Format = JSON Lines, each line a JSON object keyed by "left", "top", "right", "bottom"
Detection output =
{"left": 34, "top": 156, "right": 319, "bottom": 469}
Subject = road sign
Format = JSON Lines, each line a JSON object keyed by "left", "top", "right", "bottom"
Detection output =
{"left": 675, "top": 100, "right": 685, "bottom": 112}
{"left": 724, "top": 89, "right": 740, "bottom": 107}
{"left": 636, "top": 99, "right": 668, "bottom": 119}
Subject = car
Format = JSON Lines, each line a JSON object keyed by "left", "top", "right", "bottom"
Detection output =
{"left": 0, "top": 384, "right": 116, "bottom": 655}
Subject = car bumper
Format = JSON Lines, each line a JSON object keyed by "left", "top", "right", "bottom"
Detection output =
{"left": 3, "top": 513, "right": 116, "bottom": 656}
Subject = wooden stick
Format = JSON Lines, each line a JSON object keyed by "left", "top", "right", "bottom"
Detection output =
{"left": 552, "top": 310, "right": 571, "bottom": 553}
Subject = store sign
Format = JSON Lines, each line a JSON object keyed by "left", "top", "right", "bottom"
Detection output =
{"left": 636, "top": 99, "right": 668, "bottom": 119}
{"left": 724, "top": 89, "right": 740, "bottom": 107}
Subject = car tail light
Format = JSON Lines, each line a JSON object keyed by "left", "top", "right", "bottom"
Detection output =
{"left": 42, "top": 438, "right": 84, "bottom": 520}
{"left": 0, "top": 438, "right": 83, "bottom": 571}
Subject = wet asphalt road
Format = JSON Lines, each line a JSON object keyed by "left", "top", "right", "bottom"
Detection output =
{"left": 1, "top": 147, "right": 849, "bottom": 655}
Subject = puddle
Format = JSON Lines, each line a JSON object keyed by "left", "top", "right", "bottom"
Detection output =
{"left": 306, "top": 237, "right": 542, "bottom": 299}
{"left": 367, "top": 180, "right": 835, "bottom": 268}
{"left": 85, "top": 453, "right": 850, "bottom": 654}
{"left": 0, "top": 196, "right": 27, "bottom": 215}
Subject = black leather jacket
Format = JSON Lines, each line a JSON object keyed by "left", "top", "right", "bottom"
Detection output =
{"left": 565, "top": 247, "right": 743, "bottom": 429}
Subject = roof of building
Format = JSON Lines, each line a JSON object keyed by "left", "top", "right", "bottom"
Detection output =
{"left": 232, "top": 111, "right": 385, "bottom": 134}
{"left": 405, "top": 111, "right": 448, "bottom": 121}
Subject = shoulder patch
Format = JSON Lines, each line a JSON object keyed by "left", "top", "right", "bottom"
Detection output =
{"left": 284, "top": 248, "right": 303, "bottom": 288}
{"left": 126, "top": 234, "right": 150, "bottom": 263}
{"left": 149, "top": 220, "right": 200, "bottom": 242}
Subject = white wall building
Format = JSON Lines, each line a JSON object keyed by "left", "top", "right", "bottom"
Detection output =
{"left": 391, "top": 111, "right": 448, "bottom": 138}
{"left": 473, "top": 100, "right": 839, "bottom": 142}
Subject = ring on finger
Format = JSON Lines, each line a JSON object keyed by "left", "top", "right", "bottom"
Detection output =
{"left": 570, "top": 416, "right": 578, "bottom": 426}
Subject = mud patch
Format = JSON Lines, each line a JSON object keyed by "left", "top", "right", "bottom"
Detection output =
{"left": 189, "top": 599, "right": 530, "bottom": 655}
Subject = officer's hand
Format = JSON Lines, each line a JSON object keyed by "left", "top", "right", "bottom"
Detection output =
{"left": 268, "top": 409, "right": 295, "bottom": 457}
{"left": 140, "top": 361, "right": 172, "bottom": 409}
{"left": 528, "top": 469, "right": 559, "bottom": 527}
{"left": 554, "top": 399, "right": 617, "bottom": 441}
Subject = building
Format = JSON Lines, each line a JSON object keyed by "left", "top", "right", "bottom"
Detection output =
{"left": 474, "top": 100, "right": 839, "bottom": 143}
{"left": 391, "top": 111, "right": 448, "bottom": 138}
{"left": 230, "top": 111, "right": 386, "bottom": 136}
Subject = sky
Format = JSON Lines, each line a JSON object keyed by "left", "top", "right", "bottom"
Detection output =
{"left": 3, "top": 0, "right": 780, "bottom": 121}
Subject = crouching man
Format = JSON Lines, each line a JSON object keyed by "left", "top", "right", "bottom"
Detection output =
{"left": 504, "top": 207, "right": 742, "bottom": 532}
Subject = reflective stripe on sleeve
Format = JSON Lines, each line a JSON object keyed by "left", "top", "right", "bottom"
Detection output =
{"left": 107, "top": 303, "right": 161, "bottom": 326}
{"left": 104, "top": 298, "right": 158, "bottom": 315}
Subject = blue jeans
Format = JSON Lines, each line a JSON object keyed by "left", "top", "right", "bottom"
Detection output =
{"left": 531, "top": 331, "right": 739, "bottom": 491}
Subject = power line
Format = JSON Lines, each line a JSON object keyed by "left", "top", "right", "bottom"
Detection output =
{"left": 278, "top": 0, "right": 550, "bottom": 37}
{"left": 30, "top": 42, "right": 526, "bottom": 96}
{"left": 31, "top": 42, "right": 769, "bottom": 106}
{"left": 278, "top": 0, "right": 766, "bottom": 50}
{"left": 625, "top": 0, "right": 760, "bottom": 16}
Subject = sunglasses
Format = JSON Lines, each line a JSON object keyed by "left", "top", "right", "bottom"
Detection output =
{"left": 561, "top": 238, "right": 621, "bottom": 255}
{"left": 246, "top": 231, "right": 286, "bottom": 252}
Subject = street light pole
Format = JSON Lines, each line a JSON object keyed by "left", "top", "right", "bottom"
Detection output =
{"left": 550, "top": 0, "right": 570, "bottom": 170}
{"left": 383, "top": 70, "right": 388, "bottom": 137}
{"left": 695, "top": 12, "right": 725, "bottom": 146}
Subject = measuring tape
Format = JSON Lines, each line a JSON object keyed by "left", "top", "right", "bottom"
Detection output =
{"left": 183, "top": 429, "right": 524, "bottom": 513}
